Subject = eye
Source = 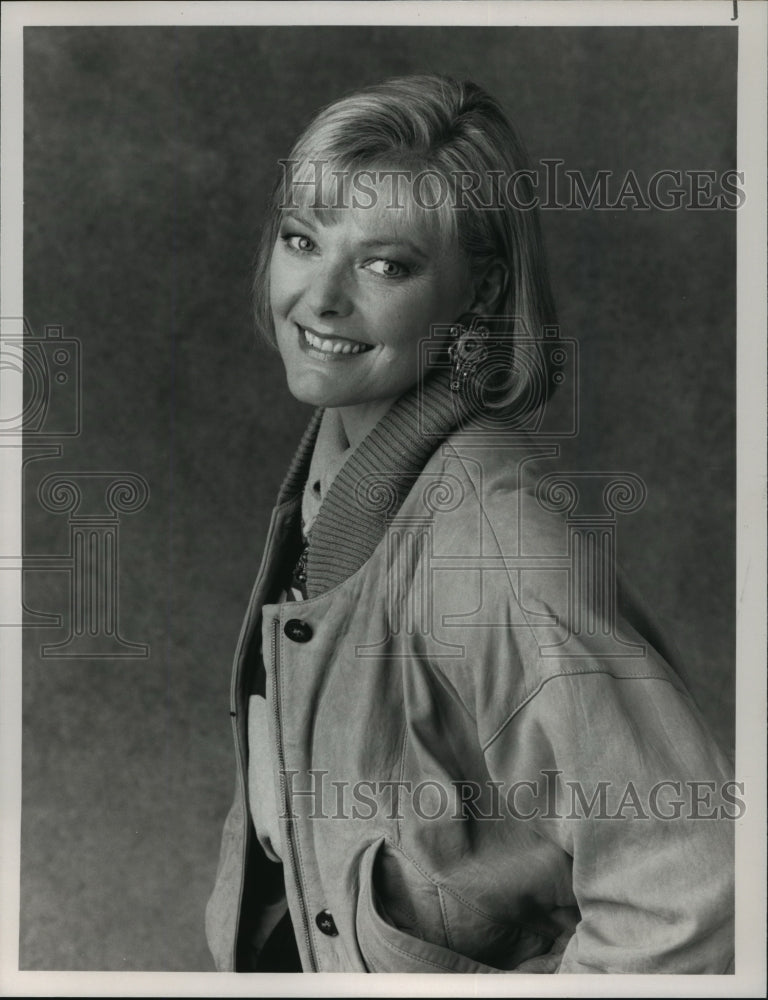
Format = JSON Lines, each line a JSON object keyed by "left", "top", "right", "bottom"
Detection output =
{"left": 366, "top": 258, "right": 409, "bottom": 278}
{"left": 282, "top": 233, "right": 315, "bottom": 253}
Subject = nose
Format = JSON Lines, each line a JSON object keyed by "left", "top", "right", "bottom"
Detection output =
{"left": 303, "top": 258, "right": 353, "bottom": 319}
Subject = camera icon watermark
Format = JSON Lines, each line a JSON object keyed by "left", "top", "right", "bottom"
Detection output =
{"left": 1, "top": 316, "right": 149, "bottom": 657}
{"left": 418, "top": 314, "right": 578, "bottom": 438}
{"left": 0, "top": 317, "right": 81, "bottom": 436}
{"left": 352, "top": 309, "right": 647, "bottom": 663}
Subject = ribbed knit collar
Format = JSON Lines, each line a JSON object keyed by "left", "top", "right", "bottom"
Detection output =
{"left": 276, "top": 369, "right": 464, "bottom": 599}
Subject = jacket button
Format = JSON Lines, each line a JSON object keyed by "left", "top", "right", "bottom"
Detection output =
{"left": 315, "top": 910, "right": 338, "bottom": 936}
{"left": 284, "top": 618, "right": 313, "bottom": 643}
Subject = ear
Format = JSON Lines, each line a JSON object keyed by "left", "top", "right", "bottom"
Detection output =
{"left": 468, "top": 259, "right": 508, "bottom": 314}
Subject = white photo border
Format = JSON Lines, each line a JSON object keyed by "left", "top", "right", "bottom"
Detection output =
{"left": 1, "top": 1, "right": 765, "bottom": 997}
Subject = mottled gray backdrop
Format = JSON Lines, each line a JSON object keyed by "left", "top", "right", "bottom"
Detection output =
{"left": 21, "top": 26, "right": 735, "bottom": 970}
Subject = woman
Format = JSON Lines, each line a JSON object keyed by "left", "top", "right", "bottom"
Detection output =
{"left": 206, "top": 75, "right": 735, "bottom": 975}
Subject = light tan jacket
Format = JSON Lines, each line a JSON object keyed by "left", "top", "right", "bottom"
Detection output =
{"left": 206, "top": 376, "right": 735, "bottom": 974}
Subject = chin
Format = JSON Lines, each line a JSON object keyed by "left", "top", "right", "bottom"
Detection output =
{"left": 284, "top": 372, "right": 346, "bottom": 408}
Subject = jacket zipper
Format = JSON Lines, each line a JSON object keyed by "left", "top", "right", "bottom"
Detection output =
{"left": 272, "top": 618, "right": 318, "bottom": 971}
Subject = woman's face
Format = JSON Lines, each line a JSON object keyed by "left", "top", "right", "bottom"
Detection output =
{"left": 269, "top": 199, "right": 476, "bottom": 411}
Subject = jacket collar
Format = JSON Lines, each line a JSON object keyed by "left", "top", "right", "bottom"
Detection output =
{"left": 277, "top": 369, "right": 464, "bottom": 599}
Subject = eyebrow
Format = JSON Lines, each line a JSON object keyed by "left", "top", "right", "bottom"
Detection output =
{"left": 280, "top": 212, "right": 430, "bottom": 260}
{"left": 356, "top": 236, "right": 428, "bottom": 260}
{"left": 281, "top": 211, "right": 319, "bottom": 231}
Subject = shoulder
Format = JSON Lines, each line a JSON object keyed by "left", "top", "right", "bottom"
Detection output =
{"left": 410, "top": 428, "right": 569, "bottom": 564}
{"left": 402, "top": 429, "right": 688, "bottom": 740}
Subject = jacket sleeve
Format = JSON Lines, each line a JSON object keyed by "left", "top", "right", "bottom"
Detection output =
{"left": 482, "top": 669, "right": 736, "bottom": 974}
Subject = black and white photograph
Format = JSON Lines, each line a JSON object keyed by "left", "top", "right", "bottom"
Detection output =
{"left": 1, "top": 1, "right": 765, "bottom": 995}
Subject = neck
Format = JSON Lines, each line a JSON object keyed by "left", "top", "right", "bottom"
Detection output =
{"left": 336, "top": 396, "right": 399, "bottom": 450}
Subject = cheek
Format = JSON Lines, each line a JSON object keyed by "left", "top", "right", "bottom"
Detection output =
{"left": 387, "top": 277, "right": 468, "bottom": 339}
{"left": 268, "top": 250, "right": 291, "bottom": 315}
{"left": 373, "top": 299, "right": 430, "bottom": 355}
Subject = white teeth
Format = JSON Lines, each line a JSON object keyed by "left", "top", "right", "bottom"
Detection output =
{"left": 301, "top": 327, "right": 370, "bottom": 355}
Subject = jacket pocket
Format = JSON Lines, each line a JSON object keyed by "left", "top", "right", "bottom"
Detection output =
{"left": 355, "top": 838, "right": 555, "bottom": 974}
{"left": 355, "top": 838, "right": 500, "bottom": 973}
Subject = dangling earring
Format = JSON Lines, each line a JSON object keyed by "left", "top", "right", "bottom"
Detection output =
{"left": 448, "top": 314, "right": 490, "bottom": 393}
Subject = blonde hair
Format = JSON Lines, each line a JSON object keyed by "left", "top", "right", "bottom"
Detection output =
{"left": 252, "top": 74, "right": 558, "bottom": 413}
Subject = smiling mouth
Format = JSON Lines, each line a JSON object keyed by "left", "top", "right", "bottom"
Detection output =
{"left": 298, "top": 325, "right": 374, "bottom": 356}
